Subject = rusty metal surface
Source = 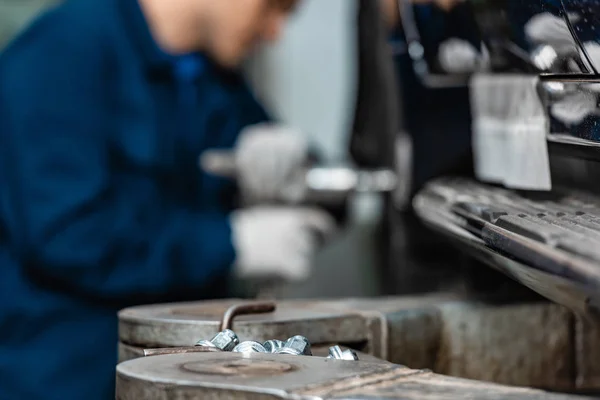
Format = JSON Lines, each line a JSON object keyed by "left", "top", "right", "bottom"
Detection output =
{"left": 326, "top": 371, "right": 587, "bottom": 400}
{"left": 118, "top": 343, "right": 143, "bottom": 364}
{"left": 143, "top": 346, "right": 220, "bottom": 357}
{"left": 575, "top": 315, "right": 600, "bottom": 391}
{"left": 435, "top": 302, "right": 574, "bottom": 391}
{"left": 118, "top": 343, "right": 220, "bottom": 364}
{"left": 117, "top": 295, "right": 457, "bottom": 352}
{"left": 122, "top": 343, "right": 201, "bottom": 363}
{"left": 413, "top": 178, "right": 600, "bottom": 315}
{"left": 116, "top": 352, "right": 588, "bottom": 400}
{"left": 116, "top": 352, "right": 395, "bottom": 400}
{"left": 118, "top": 296, "right": 600, "bottom": 392}
{"left": 385, "top": 306, "right": 442, "bottom": 369}
{"left": 220, "top": 302, "right": 277, "bottom": 331}
{"left": 118, "top": 299, "right": 368, "bottom": 349}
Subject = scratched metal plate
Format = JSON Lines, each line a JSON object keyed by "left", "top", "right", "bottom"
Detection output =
{"left": 116, "top": 352, "right": 395, "bottom": 400}
{"left": 116, "top": 352, "right": 586, "bottom": 400}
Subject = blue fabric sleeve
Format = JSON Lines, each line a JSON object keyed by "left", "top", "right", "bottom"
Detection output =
{"left": 0, "top": 15, "right": 235, "bottom": 301}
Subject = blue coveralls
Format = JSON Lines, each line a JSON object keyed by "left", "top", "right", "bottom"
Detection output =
{"left": 0, "top": 0, "right": 268, "bottom": 398}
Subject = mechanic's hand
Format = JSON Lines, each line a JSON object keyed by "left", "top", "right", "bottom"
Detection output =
{"left": 230, "top": 207, "right": 337, "bottom": 281}
{"left": 525, "top": 12, "right": 579, "bottom": 55}
{"left": 235, "top": 123, "right": 309, "bottom": 205}
{"left": 438, "top": 38, "right": 489, "bottom": 73}
{"left": 551, "top": 91, "right": 597, "bottom": 126}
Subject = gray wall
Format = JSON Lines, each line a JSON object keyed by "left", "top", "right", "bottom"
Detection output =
{"left": 245, "top": 0, "right": 359, "bottom": 164}
{"left": 0, "top": 0, "right": 58, "bottom": 49}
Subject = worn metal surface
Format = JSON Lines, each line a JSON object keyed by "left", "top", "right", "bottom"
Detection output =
{"left": 118, "top": 343, "right": 221, "bottom": 363}
{"left": 384, "top": 304, "right": 442, "bottom": 369}
{"left": 116, "top": 352, "right": 587, "bottom": 400}
{"left": 119, "top": 342, "right": 145, "bottom": 363}
{"left": 325, "top": 371, "right": 586, "bottom": 400}
{"left": 118, "top": 299, "right": 368, "bottom": 349}
{"left": 413, "top": 178, "right": 600, "bottom": 314}
{"left": 118, "top": 296, "right": 600, "bottom": 392}
{"left": 116, "top": 352, "right": 393, "bottom": 400}
{"left": 436, "top": 302, "right": 574, "bottom": 391}
{"left": 575, "top": 315, "right": 600, "bottom": 390}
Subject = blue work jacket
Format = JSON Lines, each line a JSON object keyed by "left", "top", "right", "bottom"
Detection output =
{"left": 0, "top": 0, "right": 268, "bottom": 398}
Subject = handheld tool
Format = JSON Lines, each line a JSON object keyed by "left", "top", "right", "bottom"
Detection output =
{"left": 199, "top": 149, "right": 403, "bottom": 205}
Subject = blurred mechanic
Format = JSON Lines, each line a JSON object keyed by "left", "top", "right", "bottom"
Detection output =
{"left": 0, "top": 0, "right": 336, "bottom": 399}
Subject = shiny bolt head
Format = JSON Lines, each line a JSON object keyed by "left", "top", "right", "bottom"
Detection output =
{"left": 327, "top": 345, "right": 344, "bottom": 359}
{"left": 232, "top": 341, "right": 268, "bottom": 354}
{"left": 263, "top": 339, "right": 285, "bottom": 353}
{"left": 326, "top": 345, "right": 359, "bottom": 361}
{"left": 210, "top": 329, "right": 239, "bottom": 352}
{"left": 283, "top": 335, "right": 312, "bottom": 356}
{"left": 276, "top": 347, "right": 303, "bottom": 356}
{"left": 195, "top": 339, "right": 218, "bottom": 349}
{"left": 341, "top": 349, "right": 359, "bottom": 361}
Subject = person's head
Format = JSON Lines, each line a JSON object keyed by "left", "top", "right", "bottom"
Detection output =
{"left": 140, "top": 0, "right": 299, "bottom": 68}
{"left": 202, "top": 0, "right": 299, "bottom": 67}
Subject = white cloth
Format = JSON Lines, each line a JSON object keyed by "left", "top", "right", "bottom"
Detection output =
{"left": 230, "top": 207, "right": 337, "bottom": 281}
{"left": 470, "top": 74, "right": 551, "bottom": 191}
{"left": 235, "top": 123, "right": 309, "bottom": 204}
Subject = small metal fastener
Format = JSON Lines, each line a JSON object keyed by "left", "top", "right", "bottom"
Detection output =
{"left": 195, "top": 329, "right": 239, "bottom": 352}
{"left": 276, "top": 347, "right": 302, "bottom": 356}
{"left": 195, "top": 339, "right": 217, "bottom": 349}
{"left": 327, "top": 345, "right": 344, "bottom": 359}
{"left": 327, "top": 345, "right": 359, "bottom": 361}
{"left": 232, "top": 341, "right": 268, "bottom": 354}
{"left": 281, "top": 335, "right": 312, "bottom": 356}
{"left": 220, "top": 302, "right": 277, "bottom": 331}
{"left": 212, "top": 329, "right": 240, "bottom": 351}
{"left": 263, "top": 339, "right": 285, "bottom": 353}
{"left": 340, "top": 349, "right": 359, "bottom": 361}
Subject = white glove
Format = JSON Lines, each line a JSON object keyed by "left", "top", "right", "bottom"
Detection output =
{"left": 551, "top": 91, "right": 598, "bottom": 125}
{"left": 438, "top": 38, "right": 489, "bottom": 73}
{"left": 235, "top": 123, "right": 309, "bottom": 204}
{"left": 525, "top": 12, "right": 579, "bottom": 55}
{"left": 230, "top": 207, "right": 336, "bottom": 282}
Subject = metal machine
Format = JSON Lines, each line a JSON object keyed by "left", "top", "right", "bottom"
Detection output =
{"left": 116, "top": 1, "right": 600, "bottom": 398}
{"left": 407, "top": 0, "right": 600, "bottom": 313}
{"left": 116, "top": 296, "right": 600, "bottom": 398}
